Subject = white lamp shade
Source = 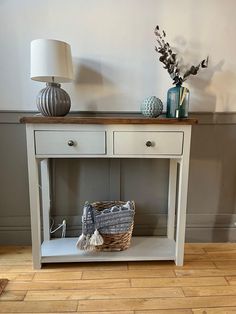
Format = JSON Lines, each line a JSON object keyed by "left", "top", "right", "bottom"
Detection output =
{"left": 31, "top": 39, "right": 73, "bottom": 83}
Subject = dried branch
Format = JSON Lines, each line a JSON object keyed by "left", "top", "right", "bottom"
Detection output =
{"left": 154, "top": 25, "right": 208, "bottom": 85}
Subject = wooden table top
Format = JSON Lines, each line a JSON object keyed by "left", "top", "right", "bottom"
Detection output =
{"left": 20, "top": 116, "right": 198, "bottom": 125}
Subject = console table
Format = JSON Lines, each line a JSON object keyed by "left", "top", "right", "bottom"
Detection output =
{"left": 21, "top": 116, "right": 197, "bottom": 269}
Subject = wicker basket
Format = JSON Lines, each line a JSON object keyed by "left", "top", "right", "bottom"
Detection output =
{"left": 91, "top": 200, "right": 135, "bottom": 251}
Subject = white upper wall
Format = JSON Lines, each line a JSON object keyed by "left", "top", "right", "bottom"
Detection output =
{"left": 0, "top": 0, "right": 235, "bottom": 112}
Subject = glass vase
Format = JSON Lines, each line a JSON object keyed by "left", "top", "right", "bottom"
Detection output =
{"left": 166, "top": 85, "right": 190, "bottom": 118}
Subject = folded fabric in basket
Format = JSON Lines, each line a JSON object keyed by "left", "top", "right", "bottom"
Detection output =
{"left": 76, "top": 201, "right": 135, "bottom": 251}
{"left": 94, "top": 201, "right": 135, "bottom": 234}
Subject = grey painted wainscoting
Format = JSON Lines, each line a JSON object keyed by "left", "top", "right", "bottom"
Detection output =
{"left": 0, "top": 111, "right": 236, "bottom": 244}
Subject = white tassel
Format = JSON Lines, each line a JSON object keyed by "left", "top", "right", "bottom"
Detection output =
{"left": 90, "top": 229, "right": 104, "bottom": 246}
{"left": 76, "top": 233, "right": 87, "bottom": 250}
{"left": 84, "top": 234, "right": 94, "bottom": 251}
{"left": 123, "top": 201, "right": 131, "bottom": 208}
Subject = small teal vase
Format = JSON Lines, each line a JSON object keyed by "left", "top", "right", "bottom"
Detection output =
{"left": 166, "top": 85, "right": 189, "bottom": 118}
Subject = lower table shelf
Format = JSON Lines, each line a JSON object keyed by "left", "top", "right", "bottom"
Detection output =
{"left": 41, "top": 236, "right": 176, "bottom": 263}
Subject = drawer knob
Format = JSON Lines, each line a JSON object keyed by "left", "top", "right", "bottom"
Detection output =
{"left": 67, "top": 140, "right": 75, "bottom": 147}
{"left": 146, "top": 141, "right": 153, "bottom": 147}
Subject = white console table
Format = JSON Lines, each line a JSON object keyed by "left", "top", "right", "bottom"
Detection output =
{"left": 21, "top": 116, "right": 197, "bottom": 269}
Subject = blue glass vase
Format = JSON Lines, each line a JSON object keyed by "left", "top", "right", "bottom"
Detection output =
{"left": 166, "top": 85, "right": 190, "bottom": 118}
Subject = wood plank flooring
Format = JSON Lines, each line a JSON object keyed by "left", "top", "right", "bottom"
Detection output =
{"left": 0, "top": 244, "right": 236, "bottom": 313}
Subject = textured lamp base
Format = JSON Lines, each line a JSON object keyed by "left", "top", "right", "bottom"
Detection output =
{"left": 36, "top": 83, "right": 71, "bottom": 116}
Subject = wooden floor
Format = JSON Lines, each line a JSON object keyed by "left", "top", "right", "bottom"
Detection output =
{"left": 1, "top": 244, "right": 236, "bottom": 313}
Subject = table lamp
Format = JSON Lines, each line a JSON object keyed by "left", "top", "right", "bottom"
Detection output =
{"left": 31, "top": 39, "right": 73, "bottom": 116}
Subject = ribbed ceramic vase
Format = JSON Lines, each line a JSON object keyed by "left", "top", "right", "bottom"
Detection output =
{"left": 36, "top": 82, "right": 71, "bottom": 116}
{"left": 166, "top": 85, "right": 189, "bottom": 118}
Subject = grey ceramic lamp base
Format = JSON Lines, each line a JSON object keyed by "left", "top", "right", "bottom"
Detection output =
{"left": 36, "top": 82, "right": 71, "bottom": 116}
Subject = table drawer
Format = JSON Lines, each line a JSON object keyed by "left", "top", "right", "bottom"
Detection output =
{"left": 35, "top": 131, "right": 106, "bottom": 155}
{"left": 113, "top": 131, "right": 183, "bottom": 155}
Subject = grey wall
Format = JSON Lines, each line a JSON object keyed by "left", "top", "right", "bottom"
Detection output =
{"left": 1, "top": 111, "right": 236, "bottom": 244}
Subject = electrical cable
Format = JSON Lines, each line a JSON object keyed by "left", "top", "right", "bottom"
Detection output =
{"left": 50, "top": 217, "right": 66, "bottom": 238}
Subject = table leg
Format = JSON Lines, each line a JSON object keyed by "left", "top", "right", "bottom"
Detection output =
{"left": 175, "top": 127, "right": 191, "bottom": 266}
{"left": 167, "top": 159, "right": 177, "bottom": 240}
{"left": 40, "top": 159, "right": 51, "bottom": 241}
{"left": 26, "top": 125, "right": 42, "bottom": 269}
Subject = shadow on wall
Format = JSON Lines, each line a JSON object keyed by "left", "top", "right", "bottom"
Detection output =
{"left": 206, "top": 67, "right": 236, "bottom": 112}
{"left": 189, "top": 59, "right": 236, "bottom": 113}
{"left": 75, "top": 59, "right": 107, "bottom": 85}
{"left": 171, "top": 35, "right": 227, "bottom": 112}
{"left": 71, "top": 57, "right": 134, "bottom": 111}
{"left": 51, "top": 159, "right": 81, "bottom": 216}
{"left": 188, "top": 60, "right": 225, "bottom": 112}
{"left": 51, "top": 158, "right": 111, "bottom": 216}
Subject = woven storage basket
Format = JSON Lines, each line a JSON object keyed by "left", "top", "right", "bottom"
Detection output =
{"left": 91, "top": 200, "right": 135, "bottom": 251}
